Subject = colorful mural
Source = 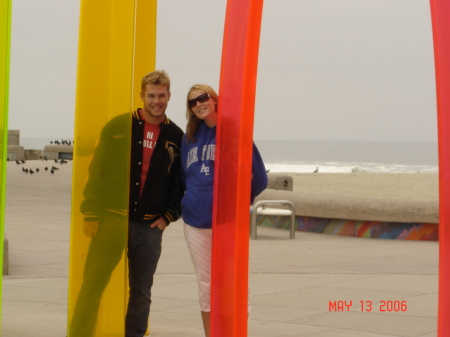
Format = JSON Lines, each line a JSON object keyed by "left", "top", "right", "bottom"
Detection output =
{"left": 257, "top": 215, "right": 438, "bottom": 241}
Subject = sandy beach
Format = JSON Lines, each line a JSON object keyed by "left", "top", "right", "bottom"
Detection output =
{"left": 282, "top": 172, "right": 439, "bottom": 201}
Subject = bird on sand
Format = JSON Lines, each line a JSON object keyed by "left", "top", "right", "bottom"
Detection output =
{"left": 313, "top": 167, "right": 319, "bottom": 173}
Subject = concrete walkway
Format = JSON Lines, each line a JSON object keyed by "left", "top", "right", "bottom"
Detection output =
{"left": 2, "top": 161, "right": 438, "bottom": 336}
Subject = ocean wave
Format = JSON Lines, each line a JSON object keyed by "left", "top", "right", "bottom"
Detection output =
{"left": 265, "top": 162, "right": 438, "bottom": 174}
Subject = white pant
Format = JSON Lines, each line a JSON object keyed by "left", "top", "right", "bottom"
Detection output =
{"left": 184, "top": 223, "right": 251, "bottom": 312}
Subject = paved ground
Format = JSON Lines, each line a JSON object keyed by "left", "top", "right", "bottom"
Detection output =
{"left": 2, "top": 161, "right": 439, "bottom": 336}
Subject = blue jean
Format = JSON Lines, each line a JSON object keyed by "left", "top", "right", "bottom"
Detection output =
{"left": 69, "top": 216, "right": 163, "bottom": 337}
{"left": 126, "top": 220, "right": 163, "bottom": 337}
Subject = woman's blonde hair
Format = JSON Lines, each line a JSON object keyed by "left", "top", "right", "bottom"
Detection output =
{"left": 185, "top": 84, "right": 218, "bottom": 143}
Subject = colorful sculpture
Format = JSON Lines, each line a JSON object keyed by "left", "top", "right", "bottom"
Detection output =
{"left": 68, "top": 1, "right": 156, "bottom": 336}
{"left": 211, "top": 1, "right": 264, "bottom": 336}
{"left": 429, "top": 1, "right": 450, "bottom": 336}
{"left": 67, "top": 0, "right": 450, "bottom": 336}
{"left": 0, "top": 0, "right": 12, "bottom": 324}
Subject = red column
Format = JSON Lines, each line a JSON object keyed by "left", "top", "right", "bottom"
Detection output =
{"left": 210, "top": 0, "right": 264, "bottom": 336}
{"left": 429, "top": 1, "right": 450, "bottom": 335}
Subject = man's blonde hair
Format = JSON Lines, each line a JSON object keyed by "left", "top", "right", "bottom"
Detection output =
{"left": 141, "top": 70, "right": 171, "bottom": 93}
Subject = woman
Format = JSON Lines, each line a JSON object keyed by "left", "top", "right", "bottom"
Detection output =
{"left": 180, "top": 84, "right": 268, "bottom": 336}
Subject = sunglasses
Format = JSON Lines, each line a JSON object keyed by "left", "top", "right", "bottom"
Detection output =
{"left": 188, "top": 93, "right": 210, "bottom": 109}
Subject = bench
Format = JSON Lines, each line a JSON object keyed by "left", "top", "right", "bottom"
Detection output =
{"left": 250, "top": 200, "right": 295, "bottom": 239}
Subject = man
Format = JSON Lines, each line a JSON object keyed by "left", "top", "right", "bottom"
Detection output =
{"left": 69, "top": 70, "right": 184, "bottom": 337}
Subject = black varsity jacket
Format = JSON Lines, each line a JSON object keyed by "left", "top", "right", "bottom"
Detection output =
{"left": 80, "top": 110, "right": 184, "bottom": 225}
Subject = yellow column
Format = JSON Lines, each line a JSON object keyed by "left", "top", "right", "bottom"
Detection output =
{"left": 133, "top": 0, "right": 157, "bottom": 110}
{"left": 68, "top": 1, "right": 156, "bottom": 336}
{"left": 0, "top": 0, "right": 12, "bottom": 326}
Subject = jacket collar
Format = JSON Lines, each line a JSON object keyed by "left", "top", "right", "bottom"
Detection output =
{"left": 134, "top": 109, "right": 170, "bottom": 124}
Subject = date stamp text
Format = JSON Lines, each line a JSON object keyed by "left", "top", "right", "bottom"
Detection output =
{"left": 328, "top": 301, "right": 408, "bottom": 312}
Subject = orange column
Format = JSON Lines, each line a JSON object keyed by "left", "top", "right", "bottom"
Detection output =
{"left": 211, "top": 0, "right": 264, "bottom": 336}
{"left": 430, "top": 1, "right": 450, "bottom": 336}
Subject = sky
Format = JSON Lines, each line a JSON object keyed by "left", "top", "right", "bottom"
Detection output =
{"left": 8, "top": 0, "right": 437, "bottom": 142}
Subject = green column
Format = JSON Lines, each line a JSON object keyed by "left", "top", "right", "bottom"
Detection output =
{"left": 0, "top": 0, "right": 12, "bottom": 325}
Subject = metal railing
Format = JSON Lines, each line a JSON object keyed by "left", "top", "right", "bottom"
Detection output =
{"left": 250, "top": 200, "right": 296, "bottom": 239}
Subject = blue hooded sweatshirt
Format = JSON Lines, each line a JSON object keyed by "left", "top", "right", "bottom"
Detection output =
{"left": 180, "top": 122, "right": 268, "bottom": 229}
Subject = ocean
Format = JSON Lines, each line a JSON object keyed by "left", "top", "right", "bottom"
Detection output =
{"left": 254, "top": 140, "right": 438, "bottom": 174}
{"left": 20, "top": 138, "right": 438, "bottom": 174}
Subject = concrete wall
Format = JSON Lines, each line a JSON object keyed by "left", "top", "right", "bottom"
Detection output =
{"left": 7, "top": 145, "right": 24, "bottom": 161}
{"left": 24, "top": 149, "right": 43, "bottom": 160}
{"left": 255, "top": 189, "right": 438, "bottom": 224}
{"left": 267, "top": 174, "right": 293, "bottom": 191}
{"left": 255, "top": 187, "right": 438, "bottom": 241}
{"left": 43, "top": 145, "right": 74, "bottom": 160}
{"left": 7, "top": 130, "right": 19, "bottom": 145}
